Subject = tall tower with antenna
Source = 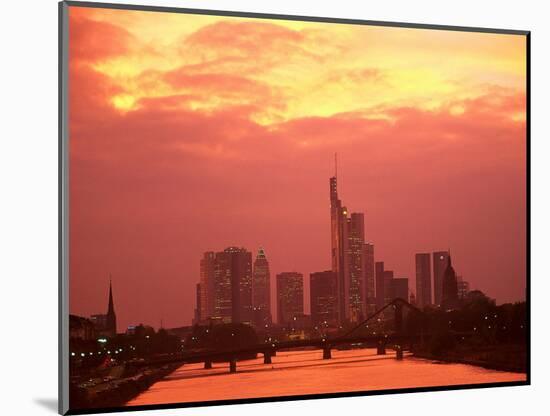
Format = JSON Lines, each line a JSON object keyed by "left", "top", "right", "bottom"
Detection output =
{"left": 329, "top": 153, "right": 351, "bottom": 323}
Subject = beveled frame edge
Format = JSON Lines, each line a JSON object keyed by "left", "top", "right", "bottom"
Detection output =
{"left": 59, "top": 1, "right": 70, "bottom": 414}
{"left": 62, "top": 0, "right": 530, "bottom": 35}
{"left": 58, "top": 1, "right": 531, "bottom": 415}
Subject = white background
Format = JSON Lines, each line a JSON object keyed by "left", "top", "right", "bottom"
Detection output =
{"left": 0, "top": 0, "right": 548, "bottom": 415}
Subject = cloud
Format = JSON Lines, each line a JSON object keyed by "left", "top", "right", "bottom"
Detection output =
{"left": 182, "top": 21, "right": 306, "bottom": 65}
{"left": 326, "top": 68, "right": 386, "bottom": 84}
{"left": 175, "top": 20, "right": 349, "bottom": 78}
{"left": 161, "top": 70, "right": 285, "bottom": 114}
{"left": 69, "top": 9, "right": 135, "bottom": 63}
{"left": 67, "top": 8, "right": 527, "bottom": 328}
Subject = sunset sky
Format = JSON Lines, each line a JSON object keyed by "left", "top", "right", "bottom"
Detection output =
{"left": 68, "top": 6, "right": 527, "bottom": 331}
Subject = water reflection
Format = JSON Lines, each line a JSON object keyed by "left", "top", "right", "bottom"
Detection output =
{"left": 127, "top": 348, "right": 526, "bottom": 406}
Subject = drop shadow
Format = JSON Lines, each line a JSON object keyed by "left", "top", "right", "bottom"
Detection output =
{"left": 34, "top": 398, "right": 58, "bottom": 413}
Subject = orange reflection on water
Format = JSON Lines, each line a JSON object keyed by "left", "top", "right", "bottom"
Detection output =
{"left": 126, "top": 348, "right": 526, "bottom": 406}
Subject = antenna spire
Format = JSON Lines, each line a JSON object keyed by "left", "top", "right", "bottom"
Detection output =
{"left": 335, "top": 152, "right": 338, "bottom": 178}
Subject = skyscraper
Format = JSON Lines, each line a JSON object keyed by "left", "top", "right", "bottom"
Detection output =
{"left": 347, "top": 213, "right": 365, "bottom": 322}
{"left": 330, "top": 164, "right": 369, "bottom": 324}
{"left": 212, "top": 251, "right": 232, "bottom": 323}
{"left": 276, "top": 272, "right": 304, "bottom": 325}
{"left": 252, "top": 247, "right": 271, "bottom": 326}
{"left": 383, "top": 270, "right": 394, "bottom": 305}
{"left": 375, "top": 261, "right": 385, "bottom": 309}
{"left": 363, "top": 242, "right": 375, "bottom": 316}
{"left": 199, "top": 251, "right": 215, "bottom": 321}
{"left": 212, "top": 247, "right": 253, "bottom": 324}
{"left": 310, "top": 271, "right": 338, "bottom": 326}
{"left": 391, "top": 278, "right": 409, "bottom": 301}
{"left": 442, "top": 254, "right": 459, "bottom": 310}
{"left": 415, "top": 253, "right": 432, "bottom": 308}
{"left": 193, "top": 283, "right": 201, "bottom": 325}
{"left": 330, "top": 175, "right": 349, "bottom": 323}
{"left": 433, "top": 251, "right": 449, "bottom": 306}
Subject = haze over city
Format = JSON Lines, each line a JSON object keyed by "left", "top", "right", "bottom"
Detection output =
{"left": 68, "top": 6, "right": 527, "bottom": 332}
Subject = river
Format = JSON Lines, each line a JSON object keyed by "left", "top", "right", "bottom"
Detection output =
{"left": 126, "top": 348, "right": 526, "bottom": 406}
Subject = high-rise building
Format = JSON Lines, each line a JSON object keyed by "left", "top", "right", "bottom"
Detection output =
{"left": 212, "top": 247, "right": 253, "bottom": 324}
{"left": 442, "top": 254, "right": 459, "bottom": 309}
{"left": 375, "top": 261, "right": 385, "bottom": 309}
{"left": 252, "top": 247, "right": 271, "bottom": 327}
{"left": 433, "top": 251, "right": 449, "bottom": 306}
{"left": 276, "top": 272, "right": 304, "bottom": 326}
{"left": 330, "top": 175, "right": 349, "bottom": 323}
{"left": 391, "top": 278, "right": 409, "bottom": 301}
{"left": 383, "top": 270, "right": 394, "bottom": 305}
{"left": 330, "top": 167, "right": 370, "bottom": 323}
{"left": 415, "top": 253, "right": 432, "bottom": 308}
{"left": 457, "top": 276, "right": 470, "bottom": 300}
{"left": 193, "top": 283, "right": 201, "bottom": 325}
{"left": 212, "top": 251, "right": 232, "bottom": 322}
{"left": 347, "top": 213, "right": 365, "bottom": 322}
{"left": 199, "top": 251, "right": 215, "bottom": 321}
{"left": 363, "top": 242, "right": 376, "bottom": 316}
{"left": 310, "top": 271, "right": 338, "bottom": 326}
{"left": 375, "top": 262, "right": 394, "bottom": 314}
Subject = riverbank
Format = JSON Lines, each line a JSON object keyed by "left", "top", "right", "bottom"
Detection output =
{"left": 70, "top": 362, "right": 181, "bottom": 410}
{"left": 412, "top": 344, "right": 527, "bottom": 373}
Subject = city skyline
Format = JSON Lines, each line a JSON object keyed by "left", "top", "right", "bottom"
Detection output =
{"left": 85, "top": 172, "right": 489, "bottom": 332}
{"left": 69, "top": 6, "right": 527, "bottom": 332}
{"left": 73, "top": 165, "right": 522, "bottom": 331}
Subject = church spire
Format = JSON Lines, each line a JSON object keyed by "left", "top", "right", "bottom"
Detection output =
{"left": 107, "top": 275, "right": 115, "bottom": 316}
{"left": 105, "top": 275, "right": 117, "bottom": 336}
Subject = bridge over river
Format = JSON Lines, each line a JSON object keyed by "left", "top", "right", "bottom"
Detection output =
{"left": 132, "top": 298, "right": 474, "bottom": 373}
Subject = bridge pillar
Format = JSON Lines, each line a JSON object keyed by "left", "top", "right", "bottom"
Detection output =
{"left": 395, "top": 345, "right": 403, "bottom": 360}
{"left": 204, "top": 361, "right": 212, "bottom": 369}
{"left": 229, "top": 359, "right": 237, "bottom": 373}
{"left": 323, "top": 346, "right": 332, "bottom": 359}
{"left": 264, "top": 352, "right": 272, "bottom": 364}
{"left": 377, "top": 342, "right": 386, "bottom": 355}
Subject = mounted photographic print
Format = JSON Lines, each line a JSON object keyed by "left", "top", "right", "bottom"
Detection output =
{"left": 59, "top": 1, "right": 530, "bottom": 414}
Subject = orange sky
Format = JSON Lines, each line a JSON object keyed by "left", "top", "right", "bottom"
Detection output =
{"left": 68, "top": 6, "right": 527, "bottom": 331}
